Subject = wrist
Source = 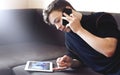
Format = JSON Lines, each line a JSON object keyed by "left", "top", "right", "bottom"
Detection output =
{"left": 70, "top": 59, "right": 81, "bottom": 68}
{"left": 75, "top": 26, "right": 84, "bottom": 35}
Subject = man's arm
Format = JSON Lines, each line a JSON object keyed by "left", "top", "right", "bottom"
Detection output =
{"left": 76, "top": 28, "right": 117, "bottom": 57}
{"left": 64, "top": 11, "right": 118, "bottom": 57}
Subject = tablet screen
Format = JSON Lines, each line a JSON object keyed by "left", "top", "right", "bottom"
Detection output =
{"left": 24, "top": 61, "right": 53, "bottom": 72}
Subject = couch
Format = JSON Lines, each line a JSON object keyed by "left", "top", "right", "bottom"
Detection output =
{"left": 0, "top": 9, "right": 120, "bottom": 75}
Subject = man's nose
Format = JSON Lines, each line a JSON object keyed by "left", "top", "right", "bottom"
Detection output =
{"left": 56, "top": 24, "right": 61, "bottom": 30}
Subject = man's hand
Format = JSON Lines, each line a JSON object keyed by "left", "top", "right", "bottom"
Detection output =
{"left": 63, "top": 9, "right": 83, "bottom": 33}
{"left": 53, "top": 55, "right": 73, "bottom": 71}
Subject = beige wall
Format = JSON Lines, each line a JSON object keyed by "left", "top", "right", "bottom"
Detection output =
{"left": 0, "top": 0, "right": 53, "bottom": 9}
{"left": 0, "top": 0, "right": 28, "bottom": 9}
{"left": 28, "top": 0, "right": 53, "bottom": 9}
{"left": 0, "top": 0, "right": 119, "bottom": 13}
{"left": 42, "top": 0, "right": 120, "bottom": 13}
{"left": 28, "top": 0, "right": 45, "bottom": 9}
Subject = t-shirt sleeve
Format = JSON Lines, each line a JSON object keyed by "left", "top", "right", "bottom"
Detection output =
{"left": 96, "top": 13, "right": 120, "bottom": 39}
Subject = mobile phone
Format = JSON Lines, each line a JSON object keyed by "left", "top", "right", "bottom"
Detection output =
{"left": 62, "top": 8, "right": 72, "bottom": 26}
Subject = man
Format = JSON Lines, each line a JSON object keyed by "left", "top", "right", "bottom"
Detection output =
{"left": 43, "top": 0, "right": 120, "bottom": 75}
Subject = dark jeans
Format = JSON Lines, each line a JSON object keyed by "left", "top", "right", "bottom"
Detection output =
{"left": 106, "top": 70, "right": 120, "bottom": 75}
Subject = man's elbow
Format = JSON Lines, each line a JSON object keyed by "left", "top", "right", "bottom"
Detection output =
{"left": 104, "top": 38, "right": 117, "bottom": 57}
{"left": 104, "top": 48, "right": 116, "bottom": 58}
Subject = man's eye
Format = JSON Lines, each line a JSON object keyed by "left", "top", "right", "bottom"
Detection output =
{"left": 54, "top": 19, "right": 60, "bottom": 24}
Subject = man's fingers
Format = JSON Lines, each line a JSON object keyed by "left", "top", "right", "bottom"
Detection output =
{"left": 57, "top": 55, "right": 67, "bottom": 64}
{"left": 63, "top": 13, "right": 72, "bottom": 21}
{"left": 56, "top": 57, "right": 61, "bottom": 63}
{"left": 66, "top": 23, "right": 70, "bottom": 28}
{"left": 53, "top": 66, "right": 67, "bottom": 71}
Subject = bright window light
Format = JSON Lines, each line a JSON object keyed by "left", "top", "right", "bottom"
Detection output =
{"left": 68, "top": 0, "right": 120, "bottom": 13}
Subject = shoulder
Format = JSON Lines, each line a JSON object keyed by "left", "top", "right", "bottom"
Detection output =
{"left": 88, "top": 12, "right": 115, "bottom": 21}
{"left": 93, "top": 12, "right": 116, "bottom": 23}
{"left": 91, "top": 12, "right": 115, "bottom": 23}
{"left": 87, "top": 12, "right": 117, "bottom": 29}
{"left": 94, "top": 12, "right": 119, "bottom": 38}
{"left": 95, "top": 12, "right": 117, "bottom": 26}
{"left": 91, "top": 12, "right": 112, "bottom": 17}
{"left": 81, "top": 12, "right": 110, "bottom": 24}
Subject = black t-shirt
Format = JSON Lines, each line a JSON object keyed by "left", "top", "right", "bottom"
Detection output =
{"left": 65, "top": 12, "right": 120, "bottom": 74}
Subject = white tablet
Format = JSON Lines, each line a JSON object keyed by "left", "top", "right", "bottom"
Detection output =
{"left": 24, "top": 61, "right": 53, "bottom": 72}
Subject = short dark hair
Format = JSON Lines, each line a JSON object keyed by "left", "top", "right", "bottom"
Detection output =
{"left": 43, "top": 0, "right": 74, "bottom": 25}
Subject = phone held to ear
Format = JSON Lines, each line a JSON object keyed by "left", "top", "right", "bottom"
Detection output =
{"left": 62, "top": 8, "right": 72, "bottom": 26}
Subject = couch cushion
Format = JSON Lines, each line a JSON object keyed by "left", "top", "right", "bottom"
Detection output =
{"left": 111, "top": 13, "right": 120, "bottom": 30}
{"left": 0, "top": 66, "right": 13, "bottom": 75}
{"left": 0, "top": 43, "right": 66, "bottom": 69}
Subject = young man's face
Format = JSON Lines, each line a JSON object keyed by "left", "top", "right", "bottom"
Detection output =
{"left": 49, "top": 10, "right": 71, "bottom": 32}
